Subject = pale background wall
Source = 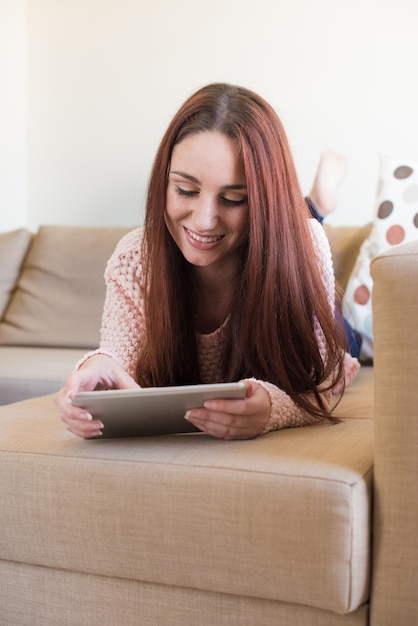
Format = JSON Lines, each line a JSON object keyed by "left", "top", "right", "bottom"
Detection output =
{"left": 0, "top": 0, "right": 26, "bottom": 230}
{"left": 2, "top": 0, "right": 418, "bottom": 231}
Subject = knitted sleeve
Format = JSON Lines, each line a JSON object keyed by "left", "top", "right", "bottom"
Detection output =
{"left": 308, "top": 221, "right": 360, "bottom": 392}
{"left": 75, "top": 228, "right": 146, "bottom": 378}
{"left": 99, "top": 227, "right": 146, "bottom": 378}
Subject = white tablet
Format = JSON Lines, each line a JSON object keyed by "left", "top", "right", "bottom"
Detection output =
{"left": 71, "top": 382, "right": 247, "bottom": 438}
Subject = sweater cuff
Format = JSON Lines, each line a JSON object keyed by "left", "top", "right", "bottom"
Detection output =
{"left": 249, "top": 378, "right": 327, "bottom": 435}
{"left": 73, "top": 349, "right": 121, "bottom": 373}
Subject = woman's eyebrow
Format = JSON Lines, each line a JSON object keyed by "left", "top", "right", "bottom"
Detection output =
{"left": 170, "top": 170, "right": 246, "bottom": 190}
{"left": 170, "top": 170, "right": 200, "bottom": 184}
{"left": 223, "top": 184, "right": 247, "bottom": 190}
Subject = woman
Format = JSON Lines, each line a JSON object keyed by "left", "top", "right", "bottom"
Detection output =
{"left": 55, "top": 82, "right": 359, "bottom": 440}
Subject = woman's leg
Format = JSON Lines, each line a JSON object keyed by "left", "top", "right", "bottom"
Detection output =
{"left": 308, "top": 150, "right": 348, "bottom": 218}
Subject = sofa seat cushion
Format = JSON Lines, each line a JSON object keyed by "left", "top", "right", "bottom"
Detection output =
{"left": 0, "top": 367, "right": 373, "bottom": 616}
{"left": 0, "top": 347, "right": 86, "bottom": 405}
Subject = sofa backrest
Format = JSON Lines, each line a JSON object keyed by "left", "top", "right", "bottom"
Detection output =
{"left": 324, "top": 223, "right": 372, "bottom": 294}
{"left": 0, "top": 225, "right": 132, "bottom": 349}
{"left": 0, "top": 228, "right": 32, "bottom": 320}
{"left": 0, "top": 222, "right": 371, "bottom": 351}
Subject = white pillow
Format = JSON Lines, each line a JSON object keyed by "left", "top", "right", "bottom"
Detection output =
{"left": 343, "top": 155, "right": 418, "bottom": 358}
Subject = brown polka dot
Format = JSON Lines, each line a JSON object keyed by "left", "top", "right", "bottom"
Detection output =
{"left": 354, "top": 284, "right": 370, "bottom": 305}
{"left": 386, "top": 224, "right": 405, "bottom": 245}
{"left": 377, "top": 200, "right": 394, "bottom": 219}
{"left": 414, "top": 213, "right": 418, "bottom": 228}
{"left": 394, "top": 165, "right": 413, "bottom": 179}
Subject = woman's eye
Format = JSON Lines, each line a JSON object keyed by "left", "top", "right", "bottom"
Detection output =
{"left": 176, "top": 186, "right": 199, "bottom": 197}
{"left": 221, "top": 196, "right": 247, "bottom": 207}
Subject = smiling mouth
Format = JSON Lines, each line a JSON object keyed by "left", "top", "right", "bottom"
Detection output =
{"left": 185, "top": 228, "right": 224, "bottom": 244}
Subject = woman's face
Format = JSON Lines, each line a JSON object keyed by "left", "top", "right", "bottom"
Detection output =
{"left": 165, "top": 131, "right": 249, "bottom": 275}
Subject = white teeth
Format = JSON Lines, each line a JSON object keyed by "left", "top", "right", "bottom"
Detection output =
{"left": 187, "top": 229, "right": 223, "bottom": 243}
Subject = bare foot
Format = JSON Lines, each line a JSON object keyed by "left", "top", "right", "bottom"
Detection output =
{"left": 309, "top": 151, "right": 348, "bottom": 217}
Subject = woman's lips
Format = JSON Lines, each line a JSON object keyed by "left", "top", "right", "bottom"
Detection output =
{"left": 184, "top": 227, "right": 224, "bottom": 245}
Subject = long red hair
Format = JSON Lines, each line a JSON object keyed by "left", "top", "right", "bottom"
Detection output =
{"left": 136, "top": 83, "right": 344, "bottom": 419}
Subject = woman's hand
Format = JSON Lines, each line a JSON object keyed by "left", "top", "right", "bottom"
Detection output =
{"left": 54, "top": 355, "right": 140, "bottom": 438}
{"left": 185, "top": 380, "right": 270, "bottom": 440}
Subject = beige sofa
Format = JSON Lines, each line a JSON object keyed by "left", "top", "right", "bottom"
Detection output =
{"left": 0, "top": 225, "right": 131, "bottom": 404}
{"left": 0, "top": 223, "right": 417, "bottom": 626}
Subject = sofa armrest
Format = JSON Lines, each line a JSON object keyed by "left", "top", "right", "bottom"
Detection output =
{"left": 370, "top": 240, "right": 418, "bottom": 626}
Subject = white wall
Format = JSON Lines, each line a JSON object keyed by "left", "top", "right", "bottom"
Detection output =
{"left": 0, "top": 0, "right": 26, "bottom": 230}
{"left": 2, "top": 0, "right": 418, "bottom": 231}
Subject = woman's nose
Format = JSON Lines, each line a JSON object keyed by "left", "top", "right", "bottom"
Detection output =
{"left": 193, "top": 196, "right": 219, "bottom": 231}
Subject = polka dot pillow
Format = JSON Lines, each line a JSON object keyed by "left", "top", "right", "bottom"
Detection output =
{"left": 342, "top": 155, "right": 418, "bottom": 359}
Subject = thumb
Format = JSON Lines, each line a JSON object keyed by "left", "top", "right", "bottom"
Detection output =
{"left": 65, "top": 372, "right": 85, "bottom": 399}
{"left": 240, "top": 379, "right": 257, "bottom": 398}
{"left": 117, "top": 371, "right": 141, "bottom": 390}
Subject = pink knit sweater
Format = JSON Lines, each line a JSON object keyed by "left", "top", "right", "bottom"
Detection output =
{"left": 80, "top": 220, "right": 359, "bottom": 433}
